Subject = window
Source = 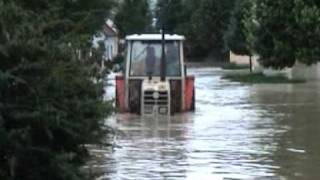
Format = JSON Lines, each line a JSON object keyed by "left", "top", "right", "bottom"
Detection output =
{"left": 130, "top": 41, "right": 181, "bottom": 77}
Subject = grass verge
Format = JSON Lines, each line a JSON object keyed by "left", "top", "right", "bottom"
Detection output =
{"left": 222, "top": 73, "right": 305, "bottom": 84}
{"left": 221, "top": 63, "right": 250, "bottom": 70}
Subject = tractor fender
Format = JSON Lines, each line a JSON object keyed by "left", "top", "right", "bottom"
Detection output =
{"left": 115, "top": 75, "right": 126, "bottom": 112}
{"left": 184, "top": 76, "right": 195, "bottom": 111}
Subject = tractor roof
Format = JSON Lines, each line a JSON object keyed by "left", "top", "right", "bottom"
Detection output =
{"left": 126, "top": 34, "right": 185, "bottom": 41}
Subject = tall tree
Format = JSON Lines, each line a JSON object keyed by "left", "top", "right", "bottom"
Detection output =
{"left": 294, "top": 0, "right": 320, "bottom": 65}
{"left": 115, "top": 0, "right": 152, "bottom": 37}
{"left": 0, "top": 0, "right": 114, "bottom": 179}
{"left": 224, "top": 0, "right": 251, "bottom": 56}
{"left": 224, "top": 0, "right": 254, "bottom": 71}
{"left": 188, "top": 0, "right": 235, "bottom": 58}
{"left": 154, "top": 0, "right": 236, "bottom": 59}
{"left": 155, "top": 0, "right": 184, "bottom": 33}
{"left": 253, "top": 0, "right": 296, "bottom": 69}
{"left": 246, "top": 0, "right": 320, "bottom": 69}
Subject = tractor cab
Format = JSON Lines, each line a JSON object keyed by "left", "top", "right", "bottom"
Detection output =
{"left": 116, "top": 34, "right": 195, "bottom": 115}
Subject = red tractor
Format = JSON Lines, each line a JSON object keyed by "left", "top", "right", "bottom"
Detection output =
{"left": 115, "top": 34, "right": 195, "bottom": 115}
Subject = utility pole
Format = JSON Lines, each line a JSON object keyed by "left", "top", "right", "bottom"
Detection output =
{"left": 160, "top": 27, "right": 166, "bottom": 81}
{"left": 249, "top": 54, "right": 252, "bottom": 73}
{"left": 160, "top": 0, "right": 169, "bottom": 82}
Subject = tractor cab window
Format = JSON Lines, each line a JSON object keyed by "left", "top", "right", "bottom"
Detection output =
{"left": 130, "top": 41, "right": 181, "bottom": 77}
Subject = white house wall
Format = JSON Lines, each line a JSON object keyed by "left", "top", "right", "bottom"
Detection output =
{"left": 92, "top": 34, "right": 105, "bottom": 48}
{"left": 230, "top": 51, "right": 320, "bottom": 80}
{"left": 289, "top": 62, "right": 320, "bottom": 80}
{"left": 104, "top": 37, "right": 119, "bottom": 60}
{"left": 229, "top": 51, "right": 261, "bottom": 72}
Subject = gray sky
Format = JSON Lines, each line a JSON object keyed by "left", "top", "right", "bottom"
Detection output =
{"left": 149, "top": 0, "right": 157, "bottom": 10}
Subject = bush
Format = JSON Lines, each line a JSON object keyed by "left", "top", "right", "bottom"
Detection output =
{"left": 223, "top": 73, "right": 305, "bottom": 84}
{"left": 221, "top": 62, "right": 250, "bottom": 70}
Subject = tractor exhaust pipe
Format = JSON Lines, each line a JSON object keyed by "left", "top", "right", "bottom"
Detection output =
{"left": 160, "top": 27, "right": 166, "bottom": 82}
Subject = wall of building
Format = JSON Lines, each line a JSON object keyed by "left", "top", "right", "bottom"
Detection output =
{"left": 289, "top": 62, "right": 320, "bottom": 80}
{"left": 104, "top": 36, "right": 119, "bottom": 60}
{"left": 230, "top": 52, "right": 251, "bottom": 65}
{"left": 229, "top": 51, "right": 261, "bottom": 71}
{"left": 230, "top": 51, "right": 320, "bottom": 80}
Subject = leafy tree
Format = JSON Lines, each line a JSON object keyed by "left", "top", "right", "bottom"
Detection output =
{"left": 224, "top": 0, "right": 254, "bottom": 71}
{"left": 242, "top": 0, "right": 257, "bottom": 56}
{"left": 294, "top": 0, "right": 320, "bottom": 65}
{"left": 115, "top": 0, "right": 152, "bottom": 37}
{"left": 252, "top": 0, "right": 296, "bottom": 69}
{"left": 0, "top": 0, "right": 114, "bottom": 180}
{"left": 155, "top": 0, "right": 184, "bottom": 33}
{"left": 175, "top": 0, "right": 203, "bottom": 58}
{"left": 224, "top": 0, "right": 251, "bottom": 56}
{"left": 187, "top": 0, "right": 235, "bottom": 58}
{"left": 154, "top": 0, "right": 198, "bottom": 57}
{"left": 153, "top": 0, "right": 236, "bottom": 59}
{"left": 247, "top": 0, "right": 320, "bottom": 69}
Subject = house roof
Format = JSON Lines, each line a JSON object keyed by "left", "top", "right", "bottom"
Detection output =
{"left": 125, "top": 34, "right": 185, "bottom": 41}
{"left": 103, "top": 19, "right": 118, "bottom": 37}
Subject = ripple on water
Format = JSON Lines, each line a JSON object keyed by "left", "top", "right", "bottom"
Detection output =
{"left": 93, "top": 67, "right": 320, "bottom": 180}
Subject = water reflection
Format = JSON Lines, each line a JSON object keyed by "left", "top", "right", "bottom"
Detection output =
{"left": 101, "top": 115, "right": 191, "bottom": 180}
{"left": 249, "top": 82, "right": 320, "bottom": 179}
{"left": 93, "top": 68, "right": 320, "bottom": 179}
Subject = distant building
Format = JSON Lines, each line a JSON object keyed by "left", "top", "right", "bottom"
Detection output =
{"left": 103, "top": 19, "right": 119, "bottom": 61}
{"left": 230, "top": 51, "right": 320, "bottom": 81}
{"left": 93, "top": 19, "right": 119, "bottom": 60}
{"left": 91, "top": 19, "right": 119, "bottom": 72}
{"left": 229, "top": 51, "right": 260, "bottom": 71}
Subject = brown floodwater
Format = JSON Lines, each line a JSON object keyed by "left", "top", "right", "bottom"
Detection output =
{"left": 89, "top": 67, "right": 320, "bottom": 180}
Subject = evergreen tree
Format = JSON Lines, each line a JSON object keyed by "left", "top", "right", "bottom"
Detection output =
{"left": 115, "top": 0, "right": 152, "bottom": 37}
{"left": 0, "top": 0, "right": 114, "bottom": 179}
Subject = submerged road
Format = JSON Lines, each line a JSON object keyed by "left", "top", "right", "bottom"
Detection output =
{"left": 93, "top": 67, "right": 320, "bottom": 180}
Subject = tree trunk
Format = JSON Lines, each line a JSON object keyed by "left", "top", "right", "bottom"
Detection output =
{"left": 249, "top": 55, "right": 253, "bottom": 73}
{"left": 9, "top": 156, "right": 16, "bottom": 180}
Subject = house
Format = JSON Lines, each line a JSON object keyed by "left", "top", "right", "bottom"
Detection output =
{"left": 93, "top": 19, "right": 119, "bottom": 60}
{"left": 229, "top": 51, "right": 261, "bottom": 71}
{"left": 103, "top": 19, "right": 119, "bottom": 61}
{"left": 91, "top": 19, "right": 119, "bottom": 72}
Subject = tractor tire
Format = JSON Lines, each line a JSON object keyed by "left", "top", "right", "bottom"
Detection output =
{"left": 190, "top": 88, "right": 195, "bottom": 111}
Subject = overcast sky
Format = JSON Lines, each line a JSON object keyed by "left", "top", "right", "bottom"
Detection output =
{"left": 149, "top": 0, "right": 157, "bottom": 10}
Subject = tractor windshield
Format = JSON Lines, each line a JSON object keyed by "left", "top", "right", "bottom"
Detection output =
{"left": 130, "top": 41, "right": 181, "bottom": 77}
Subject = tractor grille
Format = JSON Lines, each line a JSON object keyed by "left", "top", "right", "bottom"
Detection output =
{"left": 143, "top": 90, "right": 169, "bottom": 115}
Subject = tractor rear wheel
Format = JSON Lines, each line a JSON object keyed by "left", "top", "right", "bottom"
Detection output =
{"left": 190, "top": 88, "right": 195, "bottom": 111}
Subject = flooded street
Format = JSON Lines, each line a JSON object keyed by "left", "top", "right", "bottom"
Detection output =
{"left": 96, "top": 67, "right": 320, "bottom": 180}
